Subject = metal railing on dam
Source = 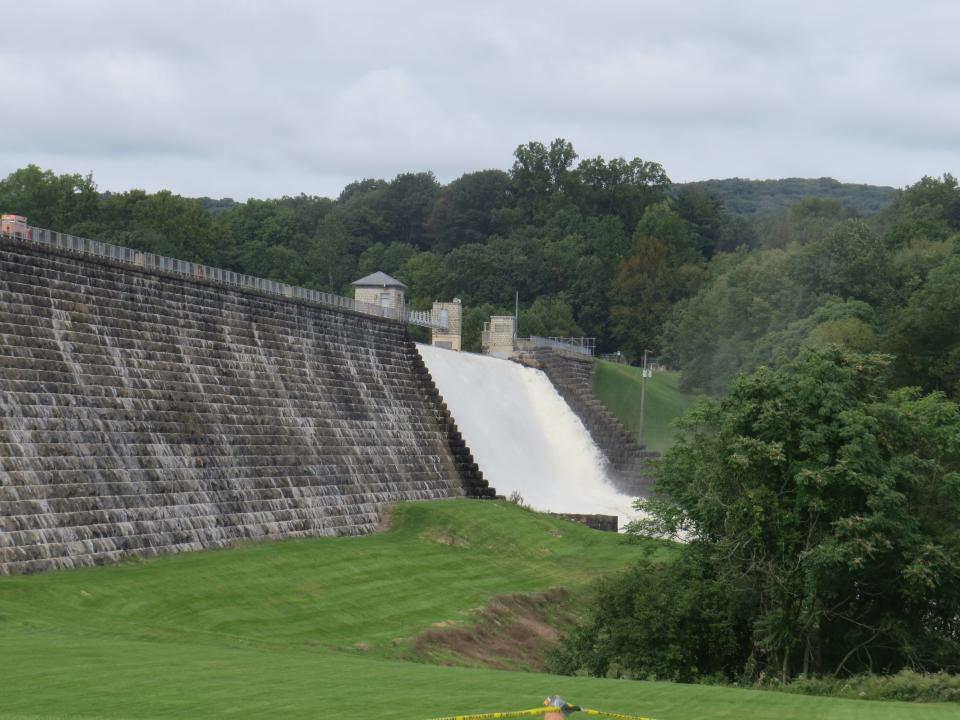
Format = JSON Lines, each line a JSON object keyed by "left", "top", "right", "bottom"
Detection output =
{"left": 2, "top": 225, "right": 445, "bottom": 331}
{"left": 516, "top": 335, "right": 595, "bottom": 357}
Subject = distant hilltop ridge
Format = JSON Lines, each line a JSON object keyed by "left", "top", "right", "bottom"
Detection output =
{"left": 189, "top": 176, "right": 899, "bottom": 218}
{"left": 676, "top": 177, "right": 898, "bottom": 216}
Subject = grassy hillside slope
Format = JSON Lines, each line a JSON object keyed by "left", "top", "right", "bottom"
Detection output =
{"left": 1, "top": 500, "right": 955, "bottom": 719}
{"left": 593, "top": 362, "right": 701, "bottom": 454}
{"left": 0, "top": 501, "right": 661, "bottom": 656}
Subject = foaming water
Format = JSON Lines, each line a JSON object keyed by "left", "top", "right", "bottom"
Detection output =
{"left": 416, "top": 344, "right": 638, "bottom": 522}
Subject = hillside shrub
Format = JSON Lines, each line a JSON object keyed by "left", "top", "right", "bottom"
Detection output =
{"left": 777, "top": 670, "right": 960, "bottom": 703}
{"left": 556, "top": 348, "right": 960, "bottom": 684}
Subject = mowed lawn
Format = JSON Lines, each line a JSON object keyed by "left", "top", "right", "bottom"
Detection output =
{"left": 0, "top": 500, "right": 955, "bottom": 720}
{"left": 593, "top": 363, "right": 702, "bottom": 454}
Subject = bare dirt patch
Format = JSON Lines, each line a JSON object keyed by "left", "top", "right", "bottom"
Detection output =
{"left": 418, "top": 526, "right": 472, "bottom": 547}
{"left": 408, "top": 587, "right": 582, "bottom": 671}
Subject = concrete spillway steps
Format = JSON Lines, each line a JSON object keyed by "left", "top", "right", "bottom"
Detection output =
{"left": 416, "top": 344, "right": 639, "bottom": 522}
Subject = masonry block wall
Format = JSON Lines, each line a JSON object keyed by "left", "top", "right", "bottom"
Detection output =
{"left": 0, "top": 238, "right": 491, "bottom": 575}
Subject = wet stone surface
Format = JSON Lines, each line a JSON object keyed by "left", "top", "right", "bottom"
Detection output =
{"left": 0, "top": 241, "right": 490, "bottom": 574}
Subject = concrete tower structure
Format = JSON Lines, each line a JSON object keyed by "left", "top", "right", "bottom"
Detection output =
{"left": 431, "top": 298, "right": 462, "bottom": 351}
{"left": 481, "top": 315, "right": 517, "bottom": 359}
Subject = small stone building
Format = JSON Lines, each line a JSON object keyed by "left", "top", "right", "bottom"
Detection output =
{"left": 431, "top": 298, "right": 462, "bottom": 351}
{"left": 481, "top": 315, "right": 516, "bottom": 358}
{"left": 351, "top": 271, "right": 406, "bottom": 310}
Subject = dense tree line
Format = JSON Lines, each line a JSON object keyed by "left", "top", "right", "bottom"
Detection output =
{"left": 682, "top": 177, "right": 897, "bottom": 216}
{"left": 553, "top": 348, "right": 960, "bottom": 683}
{"left": 1, "top": 151, "right": 955, "bottom": 394}
{"left": 0, "top": 142, "right": 741, "bottom": 353}
{"left": 664, "top": 174, "right": 960, "bottom": 400}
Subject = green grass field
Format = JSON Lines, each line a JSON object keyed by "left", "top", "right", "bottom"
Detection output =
{"left": 1, "top": 500, "right": 955, "bottom": 719}
{"left": 593, "top": 363, "right": 702, "bottom": 454}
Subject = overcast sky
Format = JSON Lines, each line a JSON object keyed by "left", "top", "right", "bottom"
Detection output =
{"left": 2, "top": 1, "right": 958, "bottom": 200}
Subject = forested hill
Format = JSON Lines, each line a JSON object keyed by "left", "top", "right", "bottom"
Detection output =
{"left": 2, "top": 143, "right": 957, "bottom": 406}
{"left": 678, "top": 177, "right": 898, "bottom": 216}
{"left": 196, "top": 177, "right": 900, "bottom": 220}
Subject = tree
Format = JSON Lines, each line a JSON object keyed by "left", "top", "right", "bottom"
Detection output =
{"left": 95, "top": 189, "right": 227, "bottom": 265}
{"left": 573, "top": 155, "right": 670, "bottom": 230}
{"left": 805, "top": 317, "right": 876, "bottom": 352}
{"left": 746, "top": 299, "right": 879, "bottom": 371}
{"left": 424, "top": 170, "right": 513, "bottom": 253}
{"left": 558, "top": 349, "right": 960, "bottom": 682}
{"left": 569, "top": 254, "right": 613, "bottom": 346}
{"left": 892, "top": 237, "right": 955, "bottom": 300}
{"left": 609, "top": 234, "right": 672, "bottom": 359}
{"left": 673, "top": 186, "right": 726, "bottom": 258}
{"left": 329, "top": 179, "right": 391, "bottom": 249}
{"left": 397, "top": 251, "right": 446, "bottom": 309}
{"left": 535, "top": 232, "right": 581, "bottom": 292}
{"left": 791, "top": 220, "right": 894, "bottom": 308}
{"left": 899, "top": 173, "right": 960, "bottom": 229}
{"left": 303, "top": 217, "right": 358, "bottom": 293}
{"left": 550, "top": 553, "right": 742, "bottom": 682}
{"left": 379, "top": 171, "right": 440, "bottom": 248}
{"left": 633, "top": 201, "right": 698, "bottom": 265}
{"left": 662, "top": 248, "right": 808, "bottom": 394}
{"left": 518, "top": 296, "right": 583, "bottom": 339}
{"left": 880, "top": 174, "right": 960, "bottom": 248}
{"left": 0, "top": 165, "right": 99, "bottom": 230}
{"left": 511, "top": 138, "right": 578, "bottom": 220}
{"left": 624, "top": 349, "right": 960, "bottom": 680}
{"left": 356, "top": 241, "right": 417, "bottom": 278}
{"left": 888, "top": 255, "right": 960, "bottom": 396}
{"left": 753, "top": 198, "right": 853, "bottom": 250}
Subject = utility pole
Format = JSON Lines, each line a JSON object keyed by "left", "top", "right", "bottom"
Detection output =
{"left": 514, "top": 290, "right": 519, "bottom": 343}
{"left": 638, "top": 349, "right": 649, "bottom": 446}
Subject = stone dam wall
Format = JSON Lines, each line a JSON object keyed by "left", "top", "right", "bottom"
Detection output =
{"left": 519, "top": 348, "right": 656, "bottom": 497}
{"left": 0, "top": 237, "right": 492, "bottom": 575}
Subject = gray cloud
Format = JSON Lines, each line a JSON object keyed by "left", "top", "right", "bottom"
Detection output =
{"left": 1, "top": 0, "right": 958, "bottom": 199}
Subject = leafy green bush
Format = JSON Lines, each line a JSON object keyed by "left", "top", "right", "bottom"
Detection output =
{"left": 557, "top": 348, "right": 960, "bottom": 685}
{"left": 778, "top": 670, "right": 960, "bottom": 703}
{"left": 547, "top": 554, "right": 745, "bottom": 682}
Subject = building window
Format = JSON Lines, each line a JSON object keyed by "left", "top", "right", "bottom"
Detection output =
{"left": 380, "top": 292, "right": 391, "bottom": 307}
{"left": 440, "top": 308, "right": 449, "bottom": 326}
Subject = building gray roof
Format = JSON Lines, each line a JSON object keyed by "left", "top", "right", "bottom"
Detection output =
{"left": 351, "top": 271, "right": 407, "bottom": 288}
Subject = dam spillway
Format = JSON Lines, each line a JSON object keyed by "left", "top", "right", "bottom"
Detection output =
{"left": 416, "top": 344, "right": 638, "bottom": 522}
{"left": 0, "top": 237, "right": 490, "bottom": 575}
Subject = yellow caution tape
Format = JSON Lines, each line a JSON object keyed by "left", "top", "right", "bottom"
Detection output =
{"left": 426, "top": 705, "right": 655, "bottom": 720}
{"left": 580, "top": 709, "right": 657, "bottom": 720}
{"left": 426, "top": 709, "right": 553, "bottom": 720}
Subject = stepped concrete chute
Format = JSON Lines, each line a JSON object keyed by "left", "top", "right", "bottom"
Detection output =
{"left": 0, "top": 236, "right": 491, "bottom": 575}
{"left": 415, "top": 344, "right": 638, "bottom": 522}
{"left": 518, "top": 348, "right": 656, "bottom": 497}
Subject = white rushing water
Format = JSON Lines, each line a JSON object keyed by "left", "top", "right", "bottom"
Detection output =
{"left": 416, "top": 344, "right": 638, "bottom": 522}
